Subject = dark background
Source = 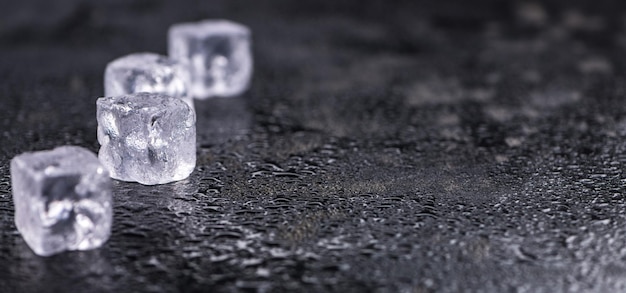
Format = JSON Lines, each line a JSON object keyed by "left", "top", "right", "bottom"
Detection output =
{"left": 2, "top": 0, "right": 626, "bottom": 292}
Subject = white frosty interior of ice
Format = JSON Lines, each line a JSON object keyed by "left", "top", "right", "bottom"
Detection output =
{"left": 10, "top": 146, "right": 112, "bottom": 256}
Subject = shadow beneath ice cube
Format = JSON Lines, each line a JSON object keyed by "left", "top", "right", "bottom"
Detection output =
{"left": 194, "top": 96, "right": 252, "bottom": 147}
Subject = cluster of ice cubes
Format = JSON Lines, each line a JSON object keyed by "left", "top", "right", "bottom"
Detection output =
{"left": 105, "top": 19, "right": 252, "bottom": 102}
{"left": 11, "top": 20, "right": 252, "bottom": 256}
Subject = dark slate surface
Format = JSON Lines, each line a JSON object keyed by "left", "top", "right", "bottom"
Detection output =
{"left": 2, "top": 0, "right": 626, "bottom": 292}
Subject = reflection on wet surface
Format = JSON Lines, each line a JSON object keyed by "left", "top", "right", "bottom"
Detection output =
{"left": 195, "top": 97, "right": 252, "bottom": 147}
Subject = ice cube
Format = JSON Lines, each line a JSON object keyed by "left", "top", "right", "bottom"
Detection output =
{"left": 96, "top": 92, "right": 196, "bottom": 185}
{"left": 168, "top": 20, "right": 252, "bottom": 99}
{"left": 104, "top": 52, "right": 194, "bottom": 110}
{"left": 10, "top": 146, "right": 112, "bottom": 256}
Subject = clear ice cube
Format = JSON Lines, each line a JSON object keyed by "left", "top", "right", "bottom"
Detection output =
{"left": 10, "top": 146, "right": 113, "bottom": 256}
{"left": 104, "top": 52, "right": 194, "bottom": 110}
{"left": 96, "top": 92, "right": 196, "bottom": 185}
{"left": 168, "top": 20, "right": 252, "bottom": 99}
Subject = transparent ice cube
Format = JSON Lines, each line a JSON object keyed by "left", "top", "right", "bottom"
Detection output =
{"left": 104, "top": 52, "right": 194, "bottom": 110}
{"left": 10, "top": 146, "right": 112, "bottom": 256}
{"left": 168, "top": 20, "right": 252, "bottom": 99}
{"left": 96, "top": 92, "right": 196, "bottom": 185}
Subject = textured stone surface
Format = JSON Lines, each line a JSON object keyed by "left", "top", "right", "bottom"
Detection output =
{"left": 97, "top": 93, "right": 196, "bottom": 185}
{"left": 104, "top": 52, "right": 194, "bottom": 111}
{"left": 10, "top": 146, "right": 112, "bottom": 256}
{"left": 169, "top": 20, "right": 252, "bottom": 99}
{"left": 2, "top": 0, "right": 626, "bottom": 292}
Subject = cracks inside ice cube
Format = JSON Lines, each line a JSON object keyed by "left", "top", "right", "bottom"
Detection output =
{"left": 96, "top": 92, "right": 196, "bottom": 185}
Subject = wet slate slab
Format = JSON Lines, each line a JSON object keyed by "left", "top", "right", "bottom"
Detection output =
{"left": 2, "top": 0, "right": 626, "bottom": 292}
